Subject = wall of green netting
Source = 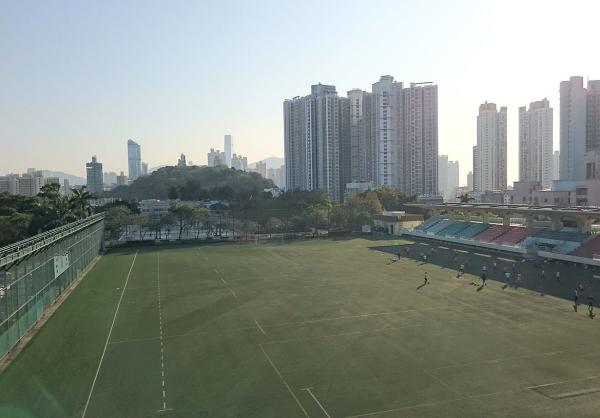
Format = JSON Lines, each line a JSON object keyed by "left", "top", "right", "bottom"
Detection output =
{"left": 0, "top": 219, "right": 104, "bottom": 359}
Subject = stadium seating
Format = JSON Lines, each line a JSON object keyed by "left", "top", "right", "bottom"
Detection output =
{"left": 571, "top": 234, "right": 600, "bottom": 258}
{"left": 493, "top": 227, "right": 536, "bottom": 245}
{"left": 436, "top": 221, "right": 471, "bottom": 236}
{"left": 456, "top": 222, "right": 489, "bottom": 239}
{"left": 532, "top": 229, "right": 589, "bottom": 243}
{"left": 473, "top": 224, "right": 511, "bottom": 242}
{"left": 552, "top": 241, "right": 581, "bottom": 254}
{"left": 424, "top": 219, "right": 455, "bottom": 235}
{"left": 415, "top": 217, "right": 441, "bottom": 231}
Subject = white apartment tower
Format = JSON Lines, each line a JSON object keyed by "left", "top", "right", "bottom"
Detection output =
{"left": 284, "top": 84, "right": 347, "bottom": 201}
{"left": 224, "top": 135, "right": 233, "bottom": 167}
{"left": 518, "top": 98, "right": 553, "bottom": 189}
{"left": 371, "top": 76, "right": 403, "bottom": 188}
{"left": 86, "top": 155, "right": 103, "bottom": 195}
{"left": 473, "top": 102, "right": 507, "bottom": 192}
{"left": 438, "top": 155, "right": 459, "bottom": 201}
{"left": 347, "top": 89, "right": 372, "bottom": 183}
{"left": 127, "top": 139, "right": 142, "bottom": 182}
{"left": 559, "top": 77, "right": 587, "bottom": 181}
{"left": 284, "top": 76, "right": 438, "bottom": 200}
{"left": 402, "top": 82, "right": 438, "bottom": 196}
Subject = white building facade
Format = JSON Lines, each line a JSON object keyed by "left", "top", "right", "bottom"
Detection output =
{"left": 518, "top": 98, "right": 553, "bottom": 189}
{"left": 473, "top": 102, "right": 507, "bottom": 192}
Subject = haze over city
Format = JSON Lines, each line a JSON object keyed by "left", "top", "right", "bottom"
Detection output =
{"left": 2, "top": 0, "right": 599, "bottom": 182}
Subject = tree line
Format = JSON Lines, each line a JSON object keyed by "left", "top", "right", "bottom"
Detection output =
{"left": 0, "top": 184, "right": 93, "bottom": 246}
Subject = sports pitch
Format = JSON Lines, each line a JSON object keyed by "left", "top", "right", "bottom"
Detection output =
{"left": 1, "top": 237, "right": 600, "bottom": 418}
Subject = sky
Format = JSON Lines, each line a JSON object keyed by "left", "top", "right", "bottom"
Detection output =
{"left": 1, "top": 0, "right": 599, "bottom": 183}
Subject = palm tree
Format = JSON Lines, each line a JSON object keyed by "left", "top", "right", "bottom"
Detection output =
{"left": 69, "top": 187, "right": 93, "bottom": 219}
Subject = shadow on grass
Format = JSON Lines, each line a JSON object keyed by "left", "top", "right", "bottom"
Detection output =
{"left": 369, "top": 237, "right": 600, "bottom": 307}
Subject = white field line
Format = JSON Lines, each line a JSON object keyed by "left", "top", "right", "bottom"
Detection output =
{"left": 267, "top": 302, "right": 502, "bottom": 328}
{"left": 254, "top": 319, "right": 266, "bottom": 335}
{"left": 81, "top": 252, "right": 138, "bottom": 418}
{"left": 426, "top": 346, "right": 590, "bottom": 373}
{"left": 214, "top": 268, "right": 219, "bottom": 274}
{"left": 157, "top": 252, "right": 170, "bottom": 412}
{"left": 259, "top": 344, "right": 308, "bottom": 417}
{"left": 527, "top": 374, "right": 600, "bottom": 390}
{"left": 344, "top": 389, "right": 517, "bottom": 418}
{"left": 229, "top": 288, "right": 237, "bottom": 298}
{"left": 302, "top": 387, "right": 332, "bottom": 418}
{"left": 221, "top": 277, "right": 228, "bottom": 285}
{"left": 261, "top": 317, "right": 479, "bottom": 346}
{"left": 423, "top": 369, "right": 462, "bottom": 396}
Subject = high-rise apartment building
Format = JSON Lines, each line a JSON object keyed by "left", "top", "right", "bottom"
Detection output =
{"left": 438, "top": 155, "right": 459, "bottom": 201}
{"left": 117, "top": 171, "right": 127, "bottom": 186}
{"left": 402, "top": 82, "right": 438, "bottom": 196}
{"left": 86, "top": 155, "right": 103, "bottom": 195}
{"left": 178, "top": 154, "right": 187, "bottom": 167}
{"left": 587, "top": 80, "right": 600, "bottom": 152}
{"left": 224, "top": 135, "right": 233, "bottom": 168}
{"left": 103, "top": 171, "right": 118, "bottom": 186}
{"left": 552, "top": 150, "right": 560, "bottom": 180}
{"left": 141, "top": 162, "right": 148, "bottom": 176}
{"left": 559, "top": 77, "right": 587, "bottom": 181}
{"left": 519, "top": 98, "right": 553, "bottom": 189}
{"left": 127, "top": 139, "right": 142, "bottom": 182}
{"left": 473, "top": 102, "right": 507, "bottom": 192}
{"left": 208, "top": 149, "right": 226, "bottom": 167}
{"left": 467, "top": 171, "right": 473, "bottom": 191}
{"left": 255, "top": 161, "right": 267, "bottom": 178}
{"left": 347, "top": 89, "right": 373, "bottom": 183}
{"left": 284, "top": 84, "right": 348, "bottom": 201}
{"left": 370, "top": 76, "right": 403, "bottom": 189}
{"left": 231, "top": 154, "right": 248, "bottom": 171}
{"left": 284, "top": 76, "right": 438, "bottom": 200}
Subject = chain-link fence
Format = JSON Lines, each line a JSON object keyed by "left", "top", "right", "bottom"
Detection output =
{"left": 0, "top": 214, "right": 105, "bottom": 359}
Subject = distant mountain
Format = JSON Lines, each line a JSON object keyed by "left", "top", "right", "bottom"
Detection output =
{"left": 41, "top": 170, "right": 86, "bottom": 185}
{"left": 249, "top": 157, "right": 284, "bottom": 170}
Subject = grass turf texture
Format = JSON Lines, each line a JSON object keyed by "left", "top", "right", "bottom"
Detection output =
{"left": 0, "top": 238, "right": 600, "bottom": 418}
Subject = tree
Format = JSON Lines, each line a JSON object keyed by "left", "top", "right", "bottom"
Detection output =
{"left": 373, "top": 186, "right": 414, "bottom": 211}
{"left": 169, "top": 202, "right": 195, "bottom": 240}
{"left": 459, "top": 193, "right": 474, "bottom": 203}
{"left": 0, "top": 212, "right": 32, "bottom": 246}
{"left": 159, "top": 213, "right": 176, "bottom": 240}
{"left": 104, "top": 206, "right": 132, "bottom": 241}
{"left": 190, "top": 207, "right": 209, "bottom": 239}
{"left": 69, "top": 187, "right": 93, "bottom": 219}
{"left": 167, "top": 186, "right": 179, "bottom": 200}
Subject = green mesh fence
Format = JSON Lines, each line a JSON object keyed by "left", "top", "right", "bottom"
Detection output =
{"left": 0, "top": 215, "right": 105, "bottom": 359}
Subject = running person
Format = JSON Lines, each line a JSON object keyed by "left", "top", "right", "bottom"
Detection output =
{"left": 541, "top": 269, "right": 546, "bottom": 280}
{"left": 556, "top": 271, "right": 561, "bottom": 282}
{"left": 588, "top": 295, "right": 594, "bottom": 317}
{"left": 574, "top": 288, "right": 579, "bottom": 311}
{"left": 423, "top": 271, "right": 429, "bottom": 285}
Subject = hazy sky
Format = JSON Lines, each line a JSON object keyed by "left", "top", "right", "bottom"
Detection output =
{"left": 1, "top": 0, "right": 599, "bottom": 183}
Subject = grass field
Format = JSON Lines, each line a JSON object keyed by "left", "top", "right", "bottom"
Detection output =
{"left": 1, "top": 237, "right": 600, "bottom": 418}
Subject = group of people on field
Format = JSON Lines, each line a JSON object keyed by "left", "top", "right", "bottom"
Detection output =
{"left": 398, "top": 242, "right": 596, "bottom": 318}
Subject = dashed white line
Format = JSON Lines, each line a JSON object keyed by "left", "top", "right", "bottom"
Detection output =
{"left": 221, "top": 277, "right": 228, "bottom": 285}
{"left": 229, "top": 288, "right": 237, "bottom": 298}
{"left": 157, "top": 252, "right": 170, "bottom": 412}
{"left": 81, "top": 252, "right": 138, "bottom": 418}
